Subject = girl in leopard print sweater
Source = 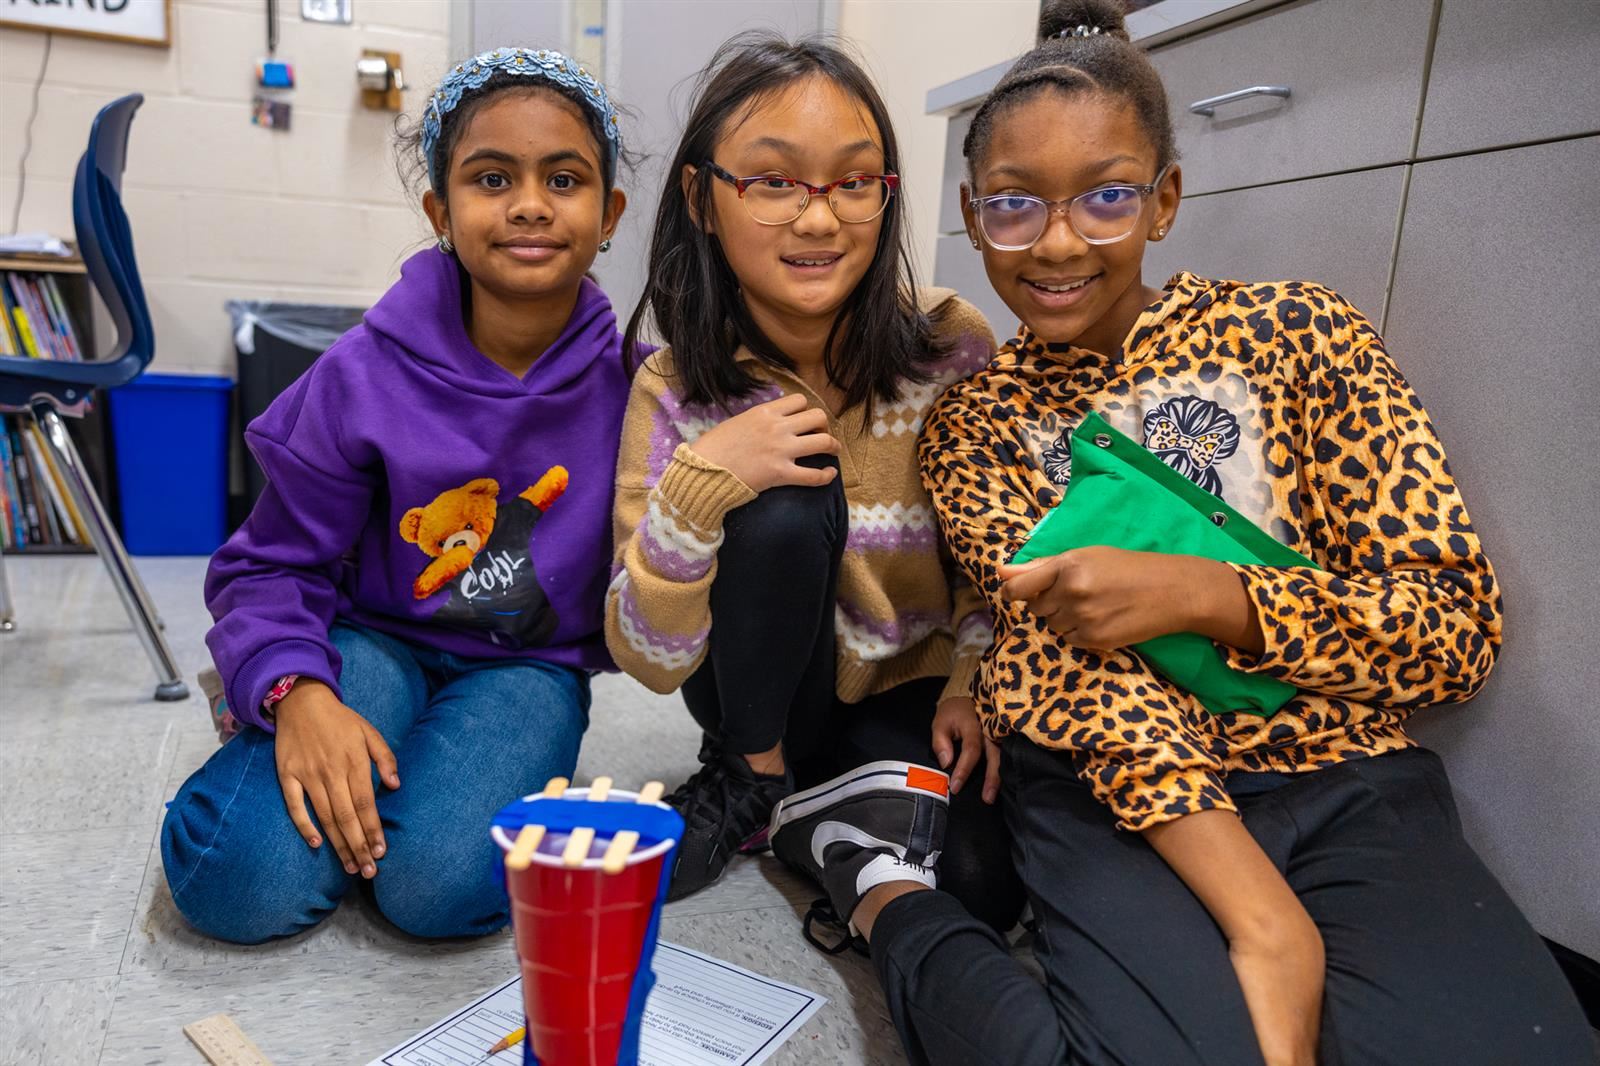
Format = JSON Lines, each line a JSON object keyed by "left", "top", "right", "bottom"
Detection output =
{"left": 820, "top": 3, "right": 1593, "bottom": 1066}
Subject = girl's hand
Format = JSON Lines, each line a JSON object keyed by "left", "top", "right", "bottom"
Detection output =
{"left": 273, "top": 680, "right": 400, "bottom": 878}
{"left": 930, "top": 696, "right": 1001, "bottom": 804}
{"left": 996, "top": 547, "right": 1261, "bottom": 653}
{"left": 1230, "top": 919, "right": 1326, "bottom": 1066}
{"left": 689, "top": 393, "right": 841, "bottom": 492}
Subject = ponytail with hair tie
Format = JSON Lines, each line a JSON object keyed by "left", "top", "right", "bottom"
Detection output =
{"left": 963, "top": 0, "right": 1175, "bottom": 174}
{"left": 1038, "top": 0, "right": 1132, "bottom": 42}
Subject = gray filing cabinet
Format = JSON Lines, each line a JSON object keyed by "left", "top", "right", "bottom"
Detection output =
{"left": 1385, "top": 137, "right": 1600, "bottom": 946}
{"left": 929, "top": 0, "right": 1600, "bottom": 960}
{"left": 1418, "top": 0, "right": 1600, "bottom": 156}
{"left": 1147, "top": 0, "right": 1432, "bottom": 195}
{"left": 1141, "top": 165, "right": 1404, "bottom": 323}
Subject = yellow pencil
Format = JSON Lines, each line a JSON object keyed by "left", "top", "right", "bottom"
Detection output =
{"left": 478, "top": 1024, "right": 525, "bottom": 1061}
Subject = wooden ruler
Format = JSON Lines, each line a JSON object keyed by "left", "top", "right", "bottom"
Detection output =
{"left": 182, "top": 1014, "right": 274, "bottom": 1066}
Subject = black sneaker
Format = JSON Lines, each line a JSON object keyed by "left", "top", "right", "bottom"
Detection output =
{"left": 664, "top": 744, "right": 792, "bottom": 901}
{"left": 768, "top": 760, "right": 949, "bottom": 941}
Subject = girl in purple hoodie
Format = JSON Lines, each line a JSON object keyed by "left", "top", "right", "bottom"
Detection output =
{"left": 161, "top": 49, "right": 632, "bottom": 943}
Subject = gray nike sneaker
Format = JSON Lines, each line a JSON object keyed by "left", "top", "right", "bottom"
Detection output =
{"left": 768, "top": 760, "right": 950, "bottom": 945}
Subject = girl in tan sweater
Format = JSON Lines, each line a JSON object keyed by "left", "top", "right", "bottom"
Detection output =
{"left": 605, "top": 33, "right": 1021, "bottom": 931}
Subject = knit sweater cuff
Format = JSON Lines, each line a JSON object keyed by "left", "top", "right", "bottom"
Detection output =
{"left": 229, "top": 639, "right": 341, "bottom": 734}
{"left": 939, "top": 651, "right": 982, "bottom": 704}
{"left": 657, "top": 443, "right": 757, "bottom": 533}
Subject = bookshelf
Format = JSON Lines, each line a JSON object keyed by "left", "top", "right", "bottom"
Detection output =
{"left": 0, "top": 254, "right": 92, "bottom": 274}
{"left": 1, "top": 255, "right": 118, "bottom": 556}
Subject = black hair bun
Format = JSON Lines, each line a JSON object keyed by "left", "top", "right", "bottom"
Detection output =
{"left": 1038, "top": 0, "right": 1130, "bottom": 43}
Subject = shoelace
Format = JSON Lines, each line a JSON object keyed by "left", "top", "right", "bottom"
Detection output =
{"left": 662, "top": 758, "right": 720, "bottom": 825}
{"left": 666, "top": 762, "right": 733, "bottom": 830}
{"left": 666, "top": 758, "right": 753, "bottom": 875}
{"left": 801, "top": 897, "right": 869, "bottom": 957}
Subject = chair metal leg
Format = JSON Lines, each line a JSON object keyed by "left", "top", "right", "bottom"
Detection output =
{"left": 32, "top": 404, "right": 189, "bottom": 701}
{"left": 0, "top": 549, "right": 15, "bottom": 632}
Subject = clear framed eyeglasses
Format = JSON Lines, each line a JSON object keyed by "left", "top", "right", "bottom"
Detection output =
{"left": 969, "top": 164, "right": 1174, "bottom": 250}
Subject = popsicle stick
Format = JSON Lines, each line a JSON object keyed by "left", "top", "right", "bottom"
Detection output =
{"left": 505, "top": 824, "right": 545, "bottom": 871}
{"left": 600, "top": 781, "right": 669, "bottom": 874}
{"left": 600, "top": 831, "right": 636, "bottom": 874}
{"left": 562, "top": 827, "right": 595, "bottom": 867}
{"left": 589, "top": 776, "right": 613, "bottom": 802}
{"left": 503, "top": 778, "right": 574, "bottom": 872}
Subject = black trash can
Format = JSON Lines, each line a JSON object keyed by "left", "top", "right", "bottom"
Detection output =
{"left": 227, "top": 301, "right": 365, "bottom": 528}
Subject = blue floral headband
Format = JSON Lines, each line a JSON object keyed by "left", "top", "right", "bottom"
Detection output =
{"left": 422, "top": 47, "right": 622, "bottom": 188}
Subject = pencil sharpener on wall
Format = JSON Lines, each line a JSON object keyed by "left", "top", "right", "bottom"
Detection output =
{"left": 357, "top": 50, "right": 404, "bottom": 110}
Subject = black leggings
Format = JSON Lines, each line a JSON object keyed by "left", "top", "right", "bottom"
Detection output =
{"left": 871, "top": 742, "right": 1594, "bottom": 1066}
{"left": 682, "top": 456, "right": 1025, "bottom": 933}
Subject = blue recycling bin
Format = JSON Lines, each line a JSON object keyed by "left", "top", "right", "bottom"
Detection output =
{"left": 109, "top": 373, "right": 232, "bottom": 555}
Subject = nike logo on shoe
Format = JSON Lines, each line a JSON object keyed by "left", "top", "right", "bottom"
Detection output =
{"left": 809, "top": 822, "right": 938, "bottom": 899}
{"left": 810, "top": 821, "right": 907, "bottom": 867}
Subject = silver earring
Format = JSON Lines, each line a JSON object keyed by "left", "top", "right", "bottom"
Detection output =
{"left": 437, "top": 233, "right": 454, "bottom": 254}
{"left": 598, "top": 238, "right": 612, "bottom": 253}
{"left": 970, "top": 238, "right": 980, "bottom": 249}
{"left": 1156, "top": 227, "right": 1168, "bottom": 238}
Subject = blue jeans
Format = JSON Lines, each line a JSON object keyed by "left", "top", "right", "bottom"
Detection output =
{"left": 161, "top": 621, "right": 590, "bottom": 943}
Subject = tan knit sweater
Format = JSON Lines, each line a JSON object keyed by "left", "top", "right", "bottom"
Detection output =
{"left": 605, "top": 290, "right": 996, "bottom": 704}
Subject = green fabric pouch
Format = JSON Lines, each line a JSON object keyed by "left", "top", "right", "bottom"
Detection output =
{"left": 1011, "top": 412, "right": 1319, "bottom": 718}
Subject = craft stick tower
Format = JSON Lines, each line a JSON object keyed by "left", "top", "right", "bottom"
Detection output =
{"left": 492, "top": 777, "right": 685, "bottom": 1066}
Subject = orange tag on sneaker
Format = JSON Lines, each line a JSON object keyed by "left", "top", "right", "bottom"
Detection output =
{"left": 905, "top": 767, "right": 949, "bottom": 796}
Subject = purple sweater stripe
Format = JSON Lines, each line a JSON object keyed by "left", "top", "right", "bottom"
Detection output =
{"left": 837, "top": 602, "right": 949, "bottom": 644}
{"left": 637, "top": 510, "right": 715, "bottom": 583}
{"left": 938, "top": 331, "right": 999, "bottom": 379}
{"left": 646, "top": 384, "right": 784, "bottom": 482}
{"left": 616, "top": 578, "right": 709, "bottom": 656}
{"left": 646, "top": 411, "right": 684, "bottom": 486}
{"left": 845, "top": 526, "right": 938, "bottom": 555}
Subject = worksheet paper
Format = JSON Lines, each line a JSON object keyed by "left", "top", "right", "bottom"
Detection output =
{"left": 368, "top": 942, "right": 827, "bottom": 1066}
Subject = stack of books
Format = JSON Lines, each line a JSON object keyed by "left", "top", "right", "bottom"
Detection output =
{"left": 1, "top": 413, "right": 91, "bottom": 550}
{"left": 2, "top": 264, "right": 94, "bottom": 551}
{"left": 1, "top": 268, "right": 84, "bottom": 360}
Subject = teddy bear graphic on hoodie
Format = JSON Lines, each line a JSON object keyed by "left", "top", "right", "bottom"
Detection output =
{"left": 398, "top": 467, "right": 567, "bottom": 648}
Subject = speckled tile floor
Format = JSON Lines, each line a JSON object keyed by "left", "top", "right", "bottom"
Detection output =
{"left": 0, "top": 556, "right": 904, "bottom": 1066}
{"left": 9, "top": 557, "right": 1595, "bottom": 1066}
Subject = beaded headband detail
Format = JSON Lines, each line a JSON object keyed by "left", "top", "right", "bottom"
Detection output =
{"left": 422, "top": 47, "right": 621, "bottom": 187}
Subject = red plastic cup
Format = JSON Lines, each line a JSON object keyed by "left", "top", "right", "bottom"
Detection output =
{"left": 492, "top": 788, "right": 674, "bottom": 1066}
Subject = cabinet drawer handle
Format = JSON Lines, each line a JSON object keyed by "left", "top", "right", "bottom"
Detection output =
{"left": 1188, "top": 85, "right": 1291, "bottom": 117}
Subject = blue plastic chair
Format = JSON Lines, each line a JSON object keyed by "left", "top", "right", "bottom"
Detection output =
{"left": 0, "top": 93, "right": 189, "bottom": 701}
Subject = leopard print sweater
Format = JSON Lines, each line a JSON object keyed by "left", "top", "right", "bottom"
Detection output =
{"left": 918, "top": 273, "right": 1501, "bottom": 831}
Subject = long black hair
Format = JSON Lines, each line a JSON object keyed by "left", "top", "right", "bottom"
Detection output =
{"left": 623, "top": 32, "right": 946, "bottom": 414}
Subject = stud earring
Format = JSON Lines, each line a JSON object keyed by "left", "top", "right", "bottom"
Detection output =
{"left": 970, "top": 238, "right": 980, "bottom": 249}
{"left": 1155, "top": 227, "right": 1168, "bottom": 239}
{"left": 437, "top": 233, "right": 454, "bottom": 254}
{"left": 599, "top": 239, "right": 612, "bottom": 253}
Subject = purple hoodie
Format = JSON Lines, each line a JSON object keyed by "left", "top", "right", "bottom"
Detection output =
{"left": 205, "top": 248, "right": 630, "bottom": 731}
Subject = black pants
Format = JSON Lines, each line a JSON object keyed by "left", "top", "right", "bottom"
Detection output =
{"left": 872, "top": 742, "right": 1593, "bottom": 1066}
{"left": 682, "top": 457, "right": 1025, "bottom": 934}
